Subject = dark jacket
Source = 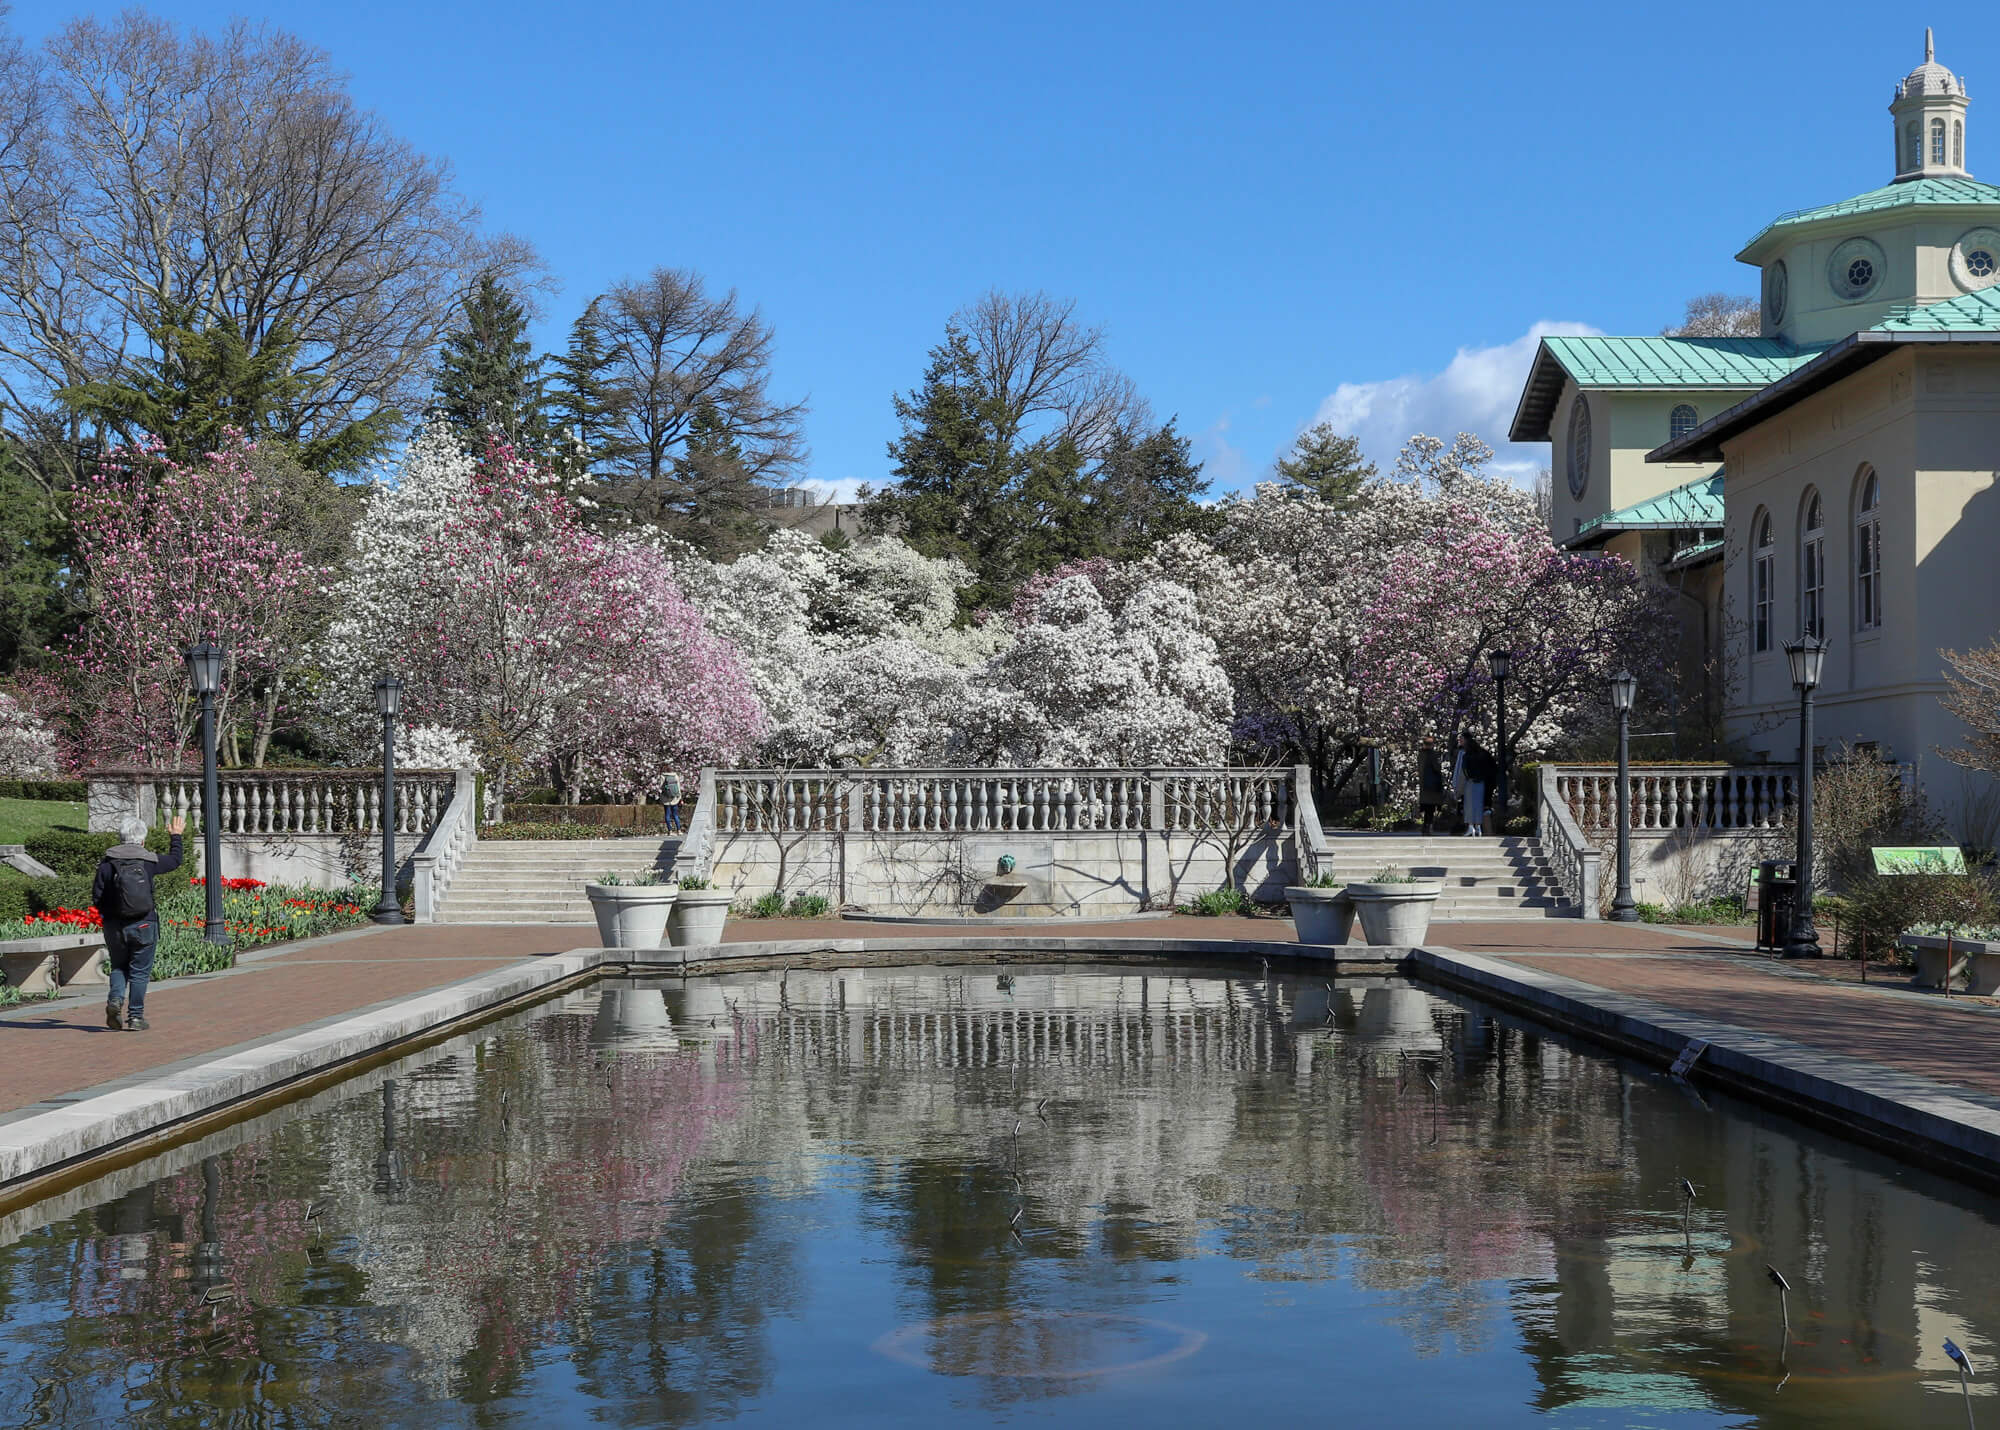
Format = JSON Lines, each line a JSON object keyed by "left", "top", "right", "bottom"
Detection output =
{"left": 1464, "top": 747, "right": 1499, "bottom": 787}
{"left": 1418, "top": 748, "right": 1446, "bottom": 803}
{"left": 92, "top": 836, "right": 183, "bottom": 921}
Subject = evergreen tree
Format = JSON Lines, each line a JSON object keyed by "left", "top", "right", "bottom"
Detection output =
{"left": 1275, "top": 421, "right": 1376, "bottom": 507}
{"left": 1093, "top": 419, "right": 1219, "bottom": 554}
{"left": 545, "top": 298, "right": 622, "bottom": 486}
{"left": 656, "top": 402, "right": 771, "bottom": 558}
{"left": 432, "top": 275, "right": 545, "bottom": 449}
{"left": 61, "top": 316, "right": 392, "bottom": 474}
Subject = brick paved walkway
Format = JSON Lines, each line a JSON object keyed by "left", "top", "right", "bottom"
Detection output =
{"left": 0, "top": 925, "right": 582, "bottom": 1116}
{"left": 7, "top": 913, "right": 1997, "bottom": 1124}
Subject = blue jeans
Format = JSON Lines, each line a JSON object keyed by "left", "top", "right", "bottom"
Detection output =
{"left": 664, "top": 804, "right": 684, "bottom": 833}
{"left": 105, "top": 915, "right": 159, "bottom": 1016}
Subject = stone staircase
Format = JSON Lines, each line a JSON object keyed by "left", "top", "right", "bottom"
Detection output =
{"left": 1316, "top": 835, "right": 1574, "bottom": 920}
{"left": 435, "top": 837, "right": 680, "bottom": 924}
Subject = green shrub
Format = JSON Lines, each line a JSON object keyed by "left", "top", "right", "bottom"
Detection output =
{"left": 1503, "top": 814, "right": 1535, "bottom": 836}
{"left": 0, "top": 779, "right": 87, "bottom": 801}
{"left": 22, "top": 829, "right": 116, "bottom": 875}
{"left": 737, "top": 891, "right": 785, "bottom": 918}
{"left": 0, "top": 876, "right": 27, "bottom": 923}
{"left": 1182, "top": 886, "right": 1245, "bottom": 917}
{"left": 1847, "top": 870, "right": 1996, "bottom": 948}
{"left": 483, "top": 821, "right": 641, "bottom": 841}
{"left": 1637, "top": 895, "right": 1746, "bottom": 925}
{"left": 26, "top": 875, "right": 94, "bottom": 914}
{"left": 785, "top": 893, "right": 832, "bottom": 918}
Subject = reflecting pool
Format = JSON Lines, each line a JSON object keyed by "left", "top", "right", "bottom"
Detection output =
{"left": 2, "top": 964, "right": 1997, "bottom": 1426}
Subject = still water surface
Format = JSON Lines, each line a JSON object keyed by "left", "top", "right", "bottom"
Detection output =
{"left": 1, "top": 963, "right": 1996, "bottom": 1427}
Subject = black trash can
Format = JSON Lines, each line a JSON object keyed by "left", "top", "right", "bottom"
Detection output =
{"left": 1757, "top": 861, "right": 1798, "bottom": 952}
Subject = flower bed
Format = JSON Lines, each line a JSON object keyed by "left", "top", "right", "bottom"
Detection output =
{"left": 483, "top": 821, "right": 649, "bottom": 840}
{"left": 0, "top": 881, "right": 379, "bottom": 994}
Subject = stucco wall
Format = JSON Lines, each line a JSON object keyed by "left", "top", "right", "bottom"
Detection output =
{"left": 710, "top": 828, "right": 1301, "bottom": 915}
{"left": 1548, "top": 384, "right": 1746, "bottom": 544}
{"left": 1720, "top": 346, "right": 2000, "bottom": 834}
{"left": 1765, "top": 214, "right": 2000, "bottom": 346}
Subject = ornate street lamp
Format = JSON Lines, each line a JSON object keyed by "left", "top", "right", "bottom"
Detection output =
{"left": 372, "top": 673, "right": 405, "bottom": 925}
{"left": 181, "top": 641, "right": 228, "bottom": 946}
{"left": 1488, "top": 648, "right": 1513, "bottom": 823}
{"left": 1782, "top": 637, "right": 1827, "bottom": 957}
{"left": 1608, "top": 669, "right": 1639, "bottom": 922}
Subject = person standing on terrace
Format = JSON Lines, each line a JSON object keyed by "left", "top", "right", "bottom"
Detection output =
{"left": 92, "top": 815, "right": 184, "bottom": 1032}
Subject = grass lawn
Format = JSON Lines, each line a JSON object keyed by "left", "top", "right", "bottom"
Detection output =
{"left": 0, "top": 796, "right": 88, "bottom": 846}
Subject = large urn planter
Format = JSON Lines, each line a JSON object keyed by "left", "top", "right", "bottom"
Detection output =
{"left": 586, "top": 884, "right": 678, "bottom": 950}
{"left": 1344, "top": 881, "right": 1444, "bottom": 945}
{"left": 668, "top": 888, "right": 734, "bottom": 948}
{"left": 1284, "top": 887, "right": 1354, "bottom": 946}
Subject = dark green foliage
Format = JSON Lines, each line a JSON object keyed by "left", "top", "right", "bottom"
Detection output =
{"left": 61, "top": 319, "right": 392, "bottom": 475}
{"left": 545, "top": 298, "right": 623, "bottom": 486}
{"left": 1182, "top": 886, "right": 1246, "bottom": 916}
{"left": 865, "top": 330, "right": 1213, "bottom": 612}
{"left": 659, "top": 403, "right": 770, "bottom": 558}
{"left": 0, "top": 780, "right": 86, "bottom": 801}
{"left": 22, "top": 830, "right": 115, "bottom": 876}
{"left": 433, "top": 276, "right": 546, "bottom": 450}
{"left": 481, "top": 821, "right": 646, "bottom": 840}
{"left": 785, "top": 893, "right": 832, "bottom": 918}
{"left": 0, "top": 440, "right": 76, "bottom": 673}
{"left": 0, "top": 876, "right": 27, "bottom": 923}
{"left": 742, "top": 891, "right": 786, "bottom": 918}
{"left": 1275, "top": 421, "right": 1375, "bottom": 506}
{"left": 1636, "top": 894, "right": 1747, "bottom": 925}
{"left": 26, "top": 874, "right": 93, "bottom": 913}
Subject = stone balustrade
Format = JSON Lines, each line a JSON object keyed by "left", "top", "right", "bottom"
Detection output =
{"left": 1547, "top": 764, "right": 1797, "bottom": 833}
{"left": 88, "top": 767, "right": 458, "bottom": 838}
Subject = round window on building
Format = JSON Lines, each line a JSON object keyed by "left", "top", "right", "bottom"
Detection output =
{"left": 1951, "top": 228, "right": 2000, "bottom": 291}
{"left": 1828, "top": 238, "right": 1886, "bottom": 301}
{"left": 1566, "top": 398, "right": 1591, "bottom": 499}
{"left": 1765, "top": 260, "right": 1788, "bottom": 326}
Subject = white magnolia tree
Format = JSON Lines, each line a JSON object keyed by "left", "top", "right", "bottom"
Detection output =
{"left": 0, "top": 689, "right": 61, "bottom": 777}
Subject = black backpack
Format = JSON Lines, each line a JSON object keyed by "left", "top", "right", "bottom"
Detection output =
{"left": 102, "top": 859, "right": 153, "bottom": 919}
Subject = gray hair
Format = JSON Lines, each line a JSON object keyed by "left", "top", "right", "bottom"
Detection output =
{"left": 118, "top": 815, "right": 147, "bottom": 846}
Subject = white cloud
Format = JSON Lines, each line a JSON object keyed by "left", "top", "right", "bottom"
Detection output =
{"left": 799, "top": 476, "right": 870, "bottom": 505}
{"left": 1301, "top": 320, "right": 1601, "bottom": 485}
{"left": 1191, "top": 413, "right": 1251, "bottom": 495}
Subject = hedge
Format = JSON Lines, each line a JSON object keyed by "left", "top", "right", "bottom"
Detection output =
{"left": 19, "top": 825, "right": 191, "bottom": 902}
{"left": 0, "top": 779, "right": 87, "bottom": 801}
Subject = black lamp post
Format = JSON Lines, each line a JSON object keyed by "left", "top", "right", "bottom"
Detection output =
{"left": 1608, "top": 669, "right": 1639, "bottom": 922}
{"left": 182, "top": 641, "right": 228, "bottom": 947}
{"left": 371, "top": 673, "right": 405, "bottom": 925}
{"left": 1487, "top": 648, "right": 1513, "bottom": 822}
{"left": 1782, "top": 636, "right": 1826, "bottom": 958}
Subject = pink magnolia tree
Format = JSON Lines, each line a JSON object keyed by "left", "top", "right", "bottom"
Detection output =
{"left": 62, "top": 438, "right": 316, "bottom": 767}
{"left": 372, "top": 438, "right": 764, "bottom": 802}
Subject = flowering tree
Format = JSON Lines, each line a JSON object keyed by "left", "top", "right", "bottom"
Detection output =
{"left": 323, "top": 426, "right": 764, "bottom": 801}
{"left": 0, "top": 688, "right": 60, "bottom": 776}
{"left": 62, "top": 438, "right": 317, "bottom": 767}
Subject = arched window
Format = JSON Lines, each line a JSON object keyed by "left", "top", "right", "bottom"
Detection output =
{"left": 1753, "top": 511, "right": 1775, "bottom": 653}
{"left": 1669, "top": 404, "right": 1698, "bottom": 441}
{"left": 1955, "top": 120, "right": 1966, "bottom": 168}
{"left": 1933, "top": 118, "right": 1949, "bottom": 165}
{"left": 1800, "top": 492, "right": 1826, "bottom": 640}
{"left": 1855, "top": 469, "right": 1882, "bottom": 630}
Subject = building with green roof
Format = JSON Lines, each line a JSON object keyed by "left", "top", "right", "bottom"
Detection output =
{"left": 1513, "top": 31, "right": 2000, "bottom": 827}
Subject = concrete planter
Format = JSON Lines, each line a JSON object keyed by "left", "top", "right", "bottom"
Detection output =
{"left": 585, "top": 885, "right": 677, "bottom": 950}
{"left": 0, "top": 933, "right": 110, "bottom": 995}
{"left": 668, "top": 889, "right": 733, "bottom": 948}
{"left": 1899, "top": 934, "right": 2000, "bottom": 993}
{"left": 1344, "top": 882, "right": 1444, "bottom": 945}
{"left": 1284, "top": 887, "right": 1354, "bottom": 946}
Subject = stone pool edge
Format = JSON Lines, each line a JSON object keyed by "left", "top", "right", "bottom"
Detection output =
{"left": 1415, "top": 946, "right": 2000, "bottom": 1193}
{"left": 0, "top": 936, "right": 1395, "bottom": 1199}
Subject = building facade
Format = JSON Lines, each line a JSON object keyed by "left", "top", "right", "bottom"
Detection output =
{"left": 1512, "top": 32, "right": 1999, "bottom": 831}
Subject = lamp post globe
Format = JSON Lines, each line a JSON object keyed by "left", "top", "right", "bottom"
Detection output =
{"left": 181, "top": 641, "right": 229, "bottom": 947}
{"left": 371, "top": 673, "right": 405, "bottom": 926}
{"left": 1781, "top": 637, "right": 1826, "bottom": 958}
{"left": 1608, "top": 669, "right": 1639, "bottom": 922}
{"left": 1487, "top": 649, "right": 1513, "bottom": 824}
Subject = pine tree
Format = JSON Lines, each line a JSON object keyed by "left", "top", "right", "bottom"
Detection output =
{"left": 432, "top": 276, "right": 545, "bottom": 449}
{"left": 545, "top": 298, "right": 621, "bottom": 483}
{"left": 658, "top": 402, "right": 770, "bottom": 557}
{"left": 1275, "top": 422, "right": 1376, "bottom": 507}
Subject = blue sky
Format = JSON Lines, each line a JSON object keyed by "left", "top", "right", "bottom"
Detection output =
{"left": 7, "top": 1, "right": 1971, "bottom": 495}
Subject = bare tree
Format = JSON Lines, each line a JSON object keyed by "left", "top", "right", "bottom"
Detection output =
{"left": 1663, "top": 293, "right": 1761, "bottom": 338}
{"left": 591, "top": 267, "right": 807, "bottom": 534}
{"left": 0, "top": 10, "right": 525, "bottom": 489}
{"left": 953, "top": 289, "right": 1151, "bottom": 463}
{"left": 1940, "top": 637, "right": 2000, "bottom": 776}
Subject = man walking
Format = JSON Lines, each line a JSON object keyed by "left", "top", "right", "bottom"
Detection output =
{"left": 93, "top": 814, "right": 184, "bottom": 1032}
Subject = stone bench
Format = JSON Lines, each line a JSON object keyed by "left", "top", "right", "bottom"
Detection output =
{"left": 1, "top": 934, "right": 111, "bottom": 997}
{"left": 1900, "top": 934, "right": 2000, "bottom": 994}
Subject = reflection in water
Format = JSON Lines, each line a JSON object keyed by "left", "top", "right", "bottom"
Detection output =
{"left": 0, "top": 963, "right": 1997, "bottom": 1426}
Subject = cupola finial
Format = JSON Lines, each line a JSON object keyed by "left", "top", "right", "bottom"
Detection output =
{"left": 1927, "top": 26, "right": 1935, "bottom": 63}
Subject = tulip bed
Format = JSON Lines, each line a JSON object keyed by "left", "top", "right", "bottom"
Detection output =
{"left": 0, "top": 878, "right": 380, "bottom": 992}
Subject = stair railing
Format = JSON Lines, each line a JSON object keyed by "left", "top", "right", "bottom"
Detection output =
{"left": 412, "top": 768, "right": 479, "bottom": 923}
{"left": 1537, "top": 764, "right": 1601, "bottom": 920}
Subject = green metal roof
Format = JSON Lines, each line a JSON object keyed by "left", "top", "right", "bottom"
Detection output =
{"left": 1540, "top": 335, "right": 1817, "bottom": 386}
{"left": 1571, "top": 469, "right": 1725, "bottom": 546}
{"left": 1871, "top": 283, "right": 2000, "bottom": 330}
{"left": 1510, "top": 337, "right": 1824, "bottom": 442}
{"left": 1665, "top": 537, "right": 1723, "bottom": 569}
{"left": 1739, "top": 177, "right": 2000, "bottom": 259}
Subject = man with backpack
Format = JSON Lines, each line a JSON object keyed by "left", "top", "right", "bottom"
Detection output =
{"left": 93, "top": 814, "right": 185, "bottom": 1032}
